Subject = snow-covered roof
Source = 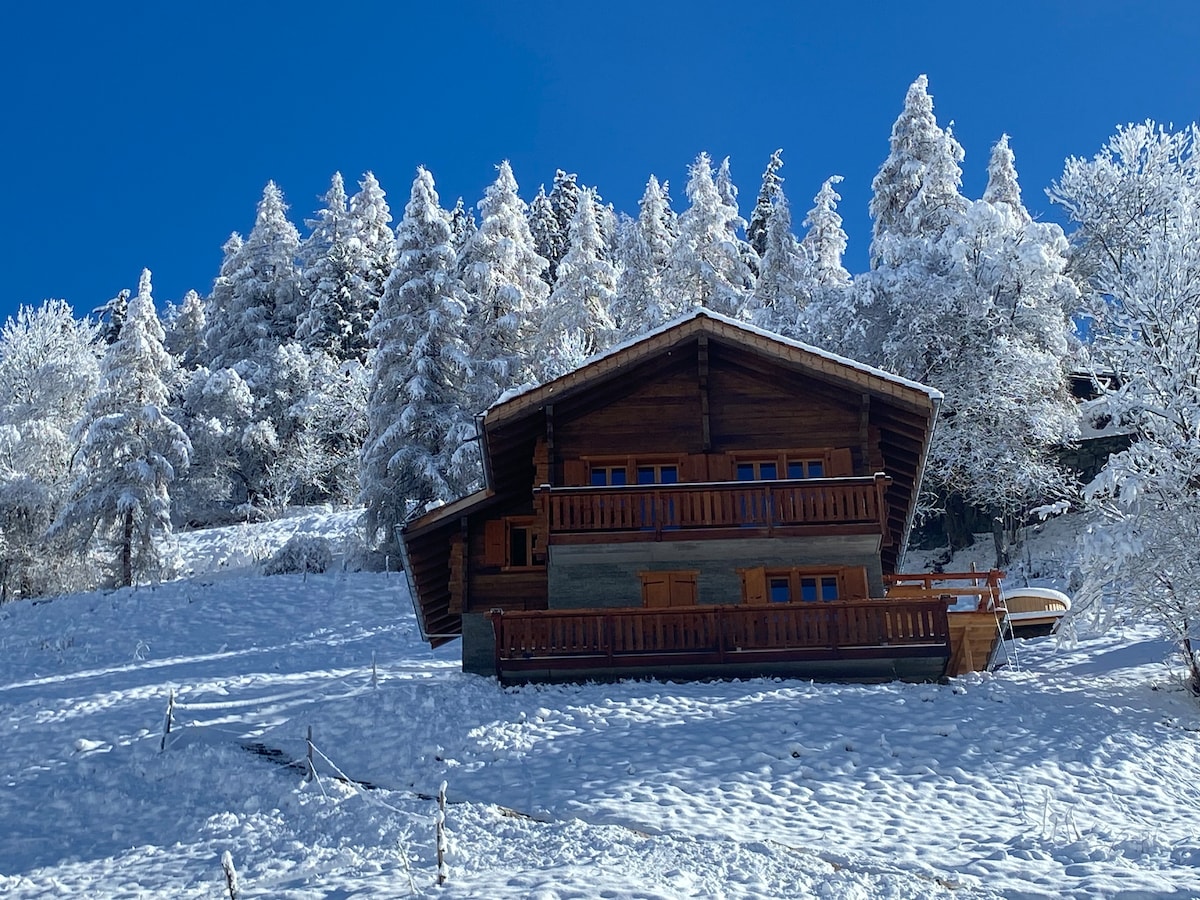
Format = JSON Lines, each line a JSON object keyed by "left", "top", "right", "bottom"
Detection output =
{"left": 487, "top": 308, "right": 942, "bottom": 424}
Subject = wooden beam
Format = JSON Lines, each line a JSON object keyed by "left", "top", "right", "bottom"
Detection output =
{"left": 545, "top": 404, "right": 555, "bottom": 485}
{"left": 698, "top": 335, "right": 711, "bottom": 451}
{"left": 859, "top": 394, "right": 871, "bottom": 475}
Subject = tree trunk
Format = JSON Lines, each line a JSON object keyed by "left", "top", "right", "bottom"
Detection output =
{"left": 1183, "top": 636, "right": 1200, "bottom": 697}
{"left": 992, "top": 517, "right": 1011, "bottom": 569}
{"left": 944, "top": 492, "right": 975, "bottom": 553}
{"left": 121, "top": 510, "right": 134, "bottom": 588}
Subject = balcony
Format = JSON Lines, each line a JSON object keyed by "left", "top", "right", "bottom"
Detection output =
{"left": 489, "top": 597, "right": 950, "bottom": 683}
{"left": 536, "top": 474, "right": 890, "bottom": 544}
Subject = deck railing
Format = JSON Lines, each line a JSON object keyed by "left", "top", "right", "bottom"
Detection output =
{"left": 884, "top": 570, "right": 1005, "bottom": 612}
{"left": 490, "top": 598, "right": 949, "bottom": 679}
{"left": 538, "top": 474, "right": 890, "bottom": 537}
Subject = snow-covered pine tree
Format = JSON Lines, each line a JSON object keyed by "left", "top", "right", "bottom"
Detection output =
{"left": 747, "top": 149, "right": 784, "bottom": 259}
{"left": 1050, "top": 121, "right": 1200, "bottom": 691}
{"left": 297, "top": 172, "right": 362, "bottom": 360}
{"left": 539, "top": 187, "right": 618, "bottom": 379}
{"left": 546, "top": 169, "right": 581, "bottom": 278}
{"left": 800, "top": 175, "right": 851, "bottom": 289}
{"left": 796, "top": 176, "right": 858, "bottom": 352}
{"left": 664, "top": 153, "right": 755, "bottom": 318}
{"left": 448, "top": 197, "right": 477, "bottom": 254}
{"left": 348, "top": 171, "right": 396, "bottom": 361}
{"left": 863, "top": 75, "right": 968, "bottom": 377}
{"left": 923, "top": 135, "right": 1079, "bottom": 561}
{"left": 459, "top": 160, "right": 550, "bottom": 406}
{"left": 750, "top": 190, "right": 806, "bottom": 337}
{"left": 92, "top": 289, "right": 129, "bottom": 345}
{"left": 528, "top": 185, "right": 561, "bottom": 286}
{"left": 204, "top": 182, "right": 304, "bottom": 369}
{"left": 0, "top": 301, "right": 101, "bottom": 598}
{"left": 163, "top": 289, "right": 207, "bottom": 371}
{"left": 716, "top": 156, "right": 760, "bottom": 278}
{"left": 50, "top": 270, "right": 191, "bottom": 587}
{"left": 362, "top": 167, "right": 476, "bottom": 552}
{"left": 613, "top": 174, "right": 679, "bottom": 337}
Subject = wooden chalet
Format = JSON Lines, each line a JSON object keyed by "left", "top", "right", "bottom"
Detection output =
{"left": 401, "top": 310, "right": 1006, "bottom": 683}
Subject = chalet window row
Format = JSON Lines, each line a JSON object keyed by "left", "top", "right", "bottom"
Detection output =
{"left": 563, "top": 449, "right": 855, "bottom": 487}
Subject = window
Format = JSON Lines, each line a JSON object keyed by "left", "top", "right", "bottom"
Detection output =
{"left": 741, "top": 566, "right": 863, "bottom": 604}
{"left": 768, "top": 576, "right": 791, "bottom": 603}
{"left": 483, "top": 517, "right": 542, "bottom": 569}
{"left": 590, "top": 466, "right": 627, "bottom": 486}
{"left": 786, "top": 458, "right": 824, "bottom": 479}
{"left": 637, "top": 464, "right": 678, "bottom": 484}
{"left": 799, "top": 575, "right": 839, "bottom": 602}
{"left": 736, "top": 461, "right": 778, "bottom": 481}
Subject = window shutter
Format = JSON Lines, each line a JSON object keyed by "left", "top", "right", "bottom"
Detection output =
{"left": 840, "top": 566, "right": 870, "bottom": 600}
{"left": 669, "top": 571, "right": 699, "bottom": 606}
{"left": 686, "top": 454, "right": 709, "bottom": 482}
{"left": 563, "top": 459, "right": 586, "bottom": 485}
{"left": 640, "top": 572, "right": 671, "bottom": 608}
{"left": 708, "top": 453, "right": 735, "bottom": 482}
{"left": 829, "top": 448, "right": 854, "bottom": 477}
{"left": 483, "top": 519, "right": 505, "bottom": 567}
{"left": 741, "top": 566, "right": 767, "bottom": 604}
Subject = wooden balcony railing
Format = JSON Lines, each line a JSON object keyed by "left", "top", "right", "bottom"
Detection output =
{"left": 537, "top": 474, "right": 890, "bottom": 539}
{"left": 490, "top": 598, "right": 949, "bottom": 680}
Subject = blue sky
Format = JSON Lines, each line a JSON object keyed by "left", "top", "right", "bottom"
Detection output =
{"left": 4, "top": 1, "right": 1199, "bottom": 321}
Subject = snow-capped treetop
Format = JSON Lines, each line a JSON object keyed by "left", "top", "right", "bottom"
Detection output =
{"left": 869, "top": 75, "right": 966, "bottom": 263}
{"left": 664, "top": 152, "right": 755, "bottom": 318}
{"left": 800, "top": 175, "right": 851, "bottom": 287}
{"left": 540, "top": 186, "right": 618, "bottom": 378}
{"left": 751, "top": 190, "right": 806, "bottom": 336}
{"left": 982, "top": 134, "right": 1027, "bottom": 220}
{"left": 747, "top": 148, "right": 784, "bottom": 259}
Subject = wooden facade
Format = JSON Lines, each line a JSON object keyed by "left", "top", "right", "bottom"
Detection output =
{"left": 400, "top": 311, "right": 1003, "bottom": 683}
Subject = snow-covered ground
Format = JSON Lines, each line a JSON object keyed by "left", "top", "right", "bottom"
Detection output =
{"left": 1, "top": 511, "right": 1198, "bottom": 899}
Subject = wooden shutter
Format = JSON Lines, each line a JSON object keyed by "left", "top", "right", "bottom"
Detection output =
{"left": 708, "top": 453, "right": 735, "bottom": 482}
{"left": 685, "top": 453, "right": 709, "bottom": 482}
{"left": 840, "top": 565, "right": 870, "bottom": 600}
{"left": 741, "top": 566, "right": 767, "bottom": 604}
{"left": 829, "top": 448, "right": 854, "bottom": 477}
{"left": 483, "top": 519, "right": 505, "bottom": 567}
{"left": 640, "top": 572, "right": 671, "bottom": 608}
{"left": 668, "top": 571, "right": 699, "bottom": 606}
{"left": 563, "top": 459, "right": 587, "bottom": 485}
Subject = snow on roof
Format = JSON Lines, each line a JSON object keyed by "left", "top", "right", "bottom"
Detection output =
{"left": 487, "top": 307, "right": 943, "bottom": 415}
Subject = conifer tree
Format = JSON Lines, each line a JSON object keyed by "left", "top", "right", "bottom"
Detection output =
{"left": 540, "top": 188, "right": 617, "bottom": 378}
{"left": 796, "top": 177, "right": 857, "bottom": 352}
{"left": 459, "top": 160, "right": 549, "bottom": 405}
{"left": 800, "top": 176, "right": 851, "bottom": 288}
{"left": 164, "top": 289, "right": 207, "bottom": 370}
{"left": 92, "top": 289, "right": 129, "bottom": 345}
{"left": 348, "top": 171, "right": 397, "bottom": 361}
{"left": 750, "top": 191, "right": 806, "bottom": 336}
{"left": 528, "top": 186, "right": 560, "bottom": 286}
{"left": 664, "top": 153, "right": 755, "bottom": 317}
{"left": 448, "top": 197, "right": 477, "bottom": 253}
{"left": 747, "top": 149, "right": 784, "bottom": 259}
{"left": 297, "top": 172, "right": 361, "bottom": 359}
{"left": 362, "top": 168, "right": 476, "bottom": 550}
{"left": 205, "top": 182, "right": 304, "bottom": 368}
{"left": 613, "top": 175, "right": 676, "bottom": 337}
{"left": 51, "top": 270, "right": 191, "bottom": 587}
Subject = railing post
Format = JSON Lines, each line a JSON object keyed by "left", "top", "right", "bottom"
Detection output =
{"left": 489, "top": 609, "right": 504, "bottom": 680}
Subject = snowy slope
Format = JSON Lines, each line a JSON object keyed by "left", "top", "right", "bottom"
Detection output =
{"left": 1, "top": 511, "right": 1198, "bottom": 899}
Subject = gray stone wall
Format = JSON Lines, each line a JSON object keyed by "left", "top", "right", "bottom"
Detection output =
{"left": 547, "top": 535, "right": 883, "bottom": 609}
{"left": 461, "top": 612, "right": 496, "bottom": 676}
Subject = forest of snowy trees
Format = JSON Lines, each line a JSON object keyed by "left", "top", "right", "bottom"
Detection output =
{"left": 2, "top": 76, "right": 1198, "bottom": 685}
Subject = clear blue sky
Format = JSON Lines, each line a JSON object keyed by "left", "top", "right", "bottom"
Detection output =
{"left": 4, "top": 1, "right": 1199, "bottom": 320}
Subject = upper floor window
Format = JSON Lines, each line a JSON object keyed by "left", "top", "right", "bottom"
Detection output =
{"left": 786, "top": 458, "right": 824, "bottom": 479}
{"left": 736, "top": 461, "right": 778, "bottom": 481}
{"left": 637, "top": 464, "right": 678, "bottom": 485}
{"left": 590, "top": 466, "right": 627, "bottom": 486}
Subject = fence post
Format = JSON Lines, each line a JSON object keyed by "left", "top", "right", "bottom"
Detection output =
{"left": 436, "top": 781, "right": 448, "bottom": 886}
{"left": 159, "top": 689, "right": 175, "bottom": 752}
{"left": 306, "top": 725, "right": 315, "bottom": 782}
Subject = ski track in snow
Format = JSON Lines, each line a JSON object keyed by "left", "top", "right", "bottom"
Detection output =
{"left": 0, "top": 510, "right": 1198, "bottom": 898}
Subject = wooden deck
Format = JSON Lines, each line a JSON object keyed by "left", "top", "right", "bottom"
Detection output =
{"left": 489, "top": 598, "right": 949, "bottom": 683}
{"left": 537, "top": 474, "right": 890, "bottom": 542}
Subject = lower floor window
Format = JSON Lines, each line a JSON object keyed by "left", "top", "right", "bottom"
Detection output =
{"left": 741, "top": 565, "right": 866, "bottom": 604}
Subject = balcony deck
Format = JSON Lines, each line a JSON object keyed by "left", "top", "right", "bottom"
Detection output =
{"left": 537, "top": 474, "right": 891, "bottom": 544}
{"left": 489, "top": 597, "right": 949, "bottom": 684}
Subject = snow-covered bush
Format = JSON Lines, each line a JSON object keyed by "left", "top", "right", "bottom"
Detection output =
{"left": 262, "top": 535, "right": 333, "bottom": 576}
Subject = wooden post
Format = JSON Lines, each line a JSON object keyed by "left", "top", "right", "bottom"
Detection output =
{"left": 436, "top": 781, "right": 448, "bottom": 886}
{"left": 159, "top": 689, "right": 175, "bottom": 752}
{"left": 306, "top": 725, "right": 315, "bottom": 782}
